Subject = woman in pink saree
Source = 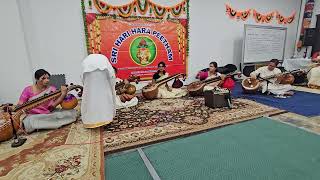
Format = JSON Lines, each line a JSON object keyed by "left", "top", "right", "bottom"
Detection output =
{"left": 18, "top": 69, "right": 77, "bottom": 133}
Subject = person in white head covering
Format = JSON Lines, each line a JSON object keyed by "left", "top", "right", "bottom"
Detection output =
{"left": 81, "top": 54, "right": 116, "bottom": 128}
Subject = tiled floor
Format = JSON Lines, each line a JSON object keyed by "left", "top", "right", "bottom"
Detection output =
{"left": 272, "top": 112, "right": 320, "bottom": 135}
{"left": 271, "top": 86, "right": 320, "bottom": 134}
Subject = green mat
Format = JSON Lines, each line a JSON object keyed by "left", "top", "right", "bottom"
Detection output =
{"left": 144, "top": 117, "right": 320, "bottom": 180}
{"left": 105, "top": 117, "right": 320, "bottom": 180}
{"left": 105, "top": 150, "right": 152, "bottom": 180}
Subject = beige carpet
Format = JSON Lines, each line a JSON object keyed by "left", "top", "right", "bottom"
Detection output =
{"left": 293, "top": 86, "right": 320, "bottom": 94}
{"left": 0, "top": 121, "right": 104, "bottom": 180}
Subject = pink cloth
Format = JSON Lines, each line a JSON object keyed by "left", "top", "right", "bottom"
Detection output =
{"left": 19, "top": 86, "right": 56, "bottom": 114}
{"left": 221, "top": 77, "right": 235, "bottom": 90}
{"left": 196, "top": 71, "right": 209, "bottom": 80}
{"left": 312, "top": 51, "right": 320, "bottom": 59}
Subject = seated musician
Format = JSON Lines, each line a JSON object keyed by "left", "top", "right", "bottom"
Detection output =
{"left": 307, "top": 51, "right": 320, "bottom": 88}
{"left": 151, "top": 61, "right": 187, "bottom": 98}
{"left": 17, "top": 69, "right": 77, "bottom": 133}
{"left": 113, "top": 67, "right": 138, "bottom": 109}
{"left": 196, "top": 62, "right": 236, "bottom": 91}
{"left": 250, "top": 59, "right": 294, "bottom": 97}
{"left": 202, "top": 62, "right": 226, "bottom": 91}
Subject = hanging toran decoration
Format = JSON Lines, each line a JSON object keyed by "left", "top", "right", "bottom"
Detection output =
{"left": 170, "top": 1, "right": 186, "bottom": 17}
{"left": 276, "top": 11, "right": 296, "bottom": 24}
{"left": 136, "top": 0, "right": 148, "bottom": 15}
{"left": 150, "top": 1, "right": 167, "bottom": 19}
{"left": 225, "top": 4, "right": 251, "bottom": 21}
{"left": 93, "top": 0, "right": 112, "bottom": 14}
{"left": 252, "top": 10, "right": 274, "bottom": 23}
{"left": 92, "top": 0, "right": 187, "bottom": 18}
{"left": 116, "top": 3, "right": 134, "bottom": 18}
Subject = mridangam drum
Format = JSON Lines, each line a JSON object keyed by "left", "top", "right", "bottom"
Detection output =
{"left": 241, "top": 78, "right": 260, "bottom": 94}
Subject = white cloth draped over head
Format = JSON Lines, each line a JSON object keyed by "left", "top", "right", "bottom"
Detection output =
{"left": 81, "top": 54, "right": 117, "bottom": 128}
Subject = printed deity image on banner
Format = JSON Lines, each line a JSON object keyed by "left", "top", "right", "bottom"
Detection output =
{"left": 130, "top": 36, "right": 157, "bottom": 66}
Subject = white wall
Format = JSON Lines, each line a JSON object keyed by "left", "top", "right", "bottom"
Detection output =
{"left": 188, "top": 0, "right": 301, "bottom": 82}
{"left": 0, "top": 0, "right": 33, "bottom": 104}
{"left": 17, "top": 0, "right": 87, "bottom": 85}
{"left": 315, "top": 0, "right": 320, "bottom": 15}
{"left": 0, "top": 0, "right": 303, "bottom": 101}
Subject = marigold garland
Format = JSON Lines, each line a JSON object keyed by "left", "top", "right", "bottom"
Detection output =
{"left": 225, "top": 4, "right": 296, "bottom": 25}
{"left": 276, "top": 11, "right": 296, "bottom": 24}
{"left": 92, "top": 0, "right": 186, "bottom": 18}
{"left": 137, "top": 0, "right": 148, "bottom": 15}
{"left": 171, "top": 2, "right": 185, "bottom": 17}
{"left": 252, "top": 10, "right": 274, "bottom": 23}
{"left": 225, "top": 4, "right": 251, "bottom": 21}
{"left": 117, "top": 4, "right": 134, "bottom": 17}
{"left": 150, "top": 2, "right": 167, "bottom": 18}
{"left": 93, "top": 0, "right": 112, "bottom": 14}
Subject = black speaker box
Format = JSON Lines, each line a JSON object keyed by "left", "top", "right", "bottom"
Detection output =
{"left": 312, "top": 14, "right": 320, "bottom": 54}
{"left": 303, "top": 28, "right": 316, "bottom": 46}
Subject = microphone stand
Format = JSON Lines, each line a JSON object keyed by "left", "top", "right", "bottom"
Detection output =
{"left": 3, "top": 105, "right": 27, "bottom": 147}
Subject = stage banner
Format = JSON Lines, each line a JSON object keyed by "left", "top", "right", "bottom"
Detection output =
{"left": 82, "top": 0, "right": 189, "bottom": 80}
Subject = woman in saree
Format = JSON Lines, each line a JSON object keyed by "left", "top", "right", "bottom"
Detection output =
{"left": 151, "top": 61, "right": 187, "bottom": 99}
{"left": 18, "top": 69, "right": 77, "bottom": 133}
{"left": 307, "top": 51, "right": 320, "bottom": 88}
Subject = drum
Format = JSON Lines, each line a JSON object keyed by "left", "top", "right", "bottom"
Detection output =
{"left": 61, "top": 94, "right": 78, "bottom": 110}
{"left": 0, "top": 113, "right": 13, "bottom": 142}
{"left": 124, "top": 84, "right": 136, "bottom": 95}
{"left": 278, "top": 74, "right": 295, "bottom": 84}
{"left": 241, "top": 78, "right": 260, "bottom": 94}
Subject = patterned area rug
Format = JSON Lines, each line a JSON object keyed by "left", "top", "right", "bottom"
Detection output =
{"left": 0, "top": 121, "right": 104, "bottom": 180}
{"left": 103, "top": 97, "right": 285, "bottom": 153}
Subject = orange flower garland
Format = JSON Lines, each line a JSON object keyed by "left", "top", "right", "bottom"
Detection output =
{"left": 252, "top": 10, "right": 274, "bottom": 23}
{"left": 225, "top": 4, "right": 251, "bottom": 21}
{"left": 92, "top": 0, "right": 187, "bottom": 18}
{"left": 276, "top": 11, "right": 296, "bottom": 24}
{"left": 225, "top": 4, "right": 296, "bottom": 25}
